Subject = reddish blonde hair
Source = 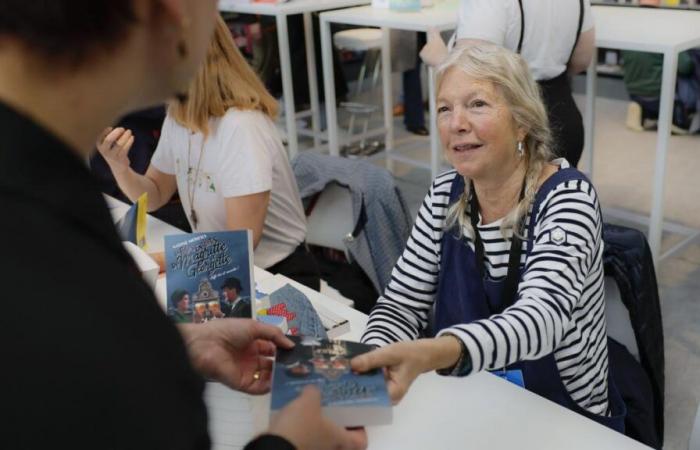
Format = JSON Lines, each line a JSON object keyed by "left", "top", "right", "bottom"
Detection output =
{"left": 170, "top": 16, "right": 278, "bottom": 135}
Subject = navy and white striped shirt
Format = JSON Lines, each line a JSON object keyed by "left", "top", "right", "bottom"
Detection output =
{"left": 362, "top": 162, "right": 609, "bottom": 415}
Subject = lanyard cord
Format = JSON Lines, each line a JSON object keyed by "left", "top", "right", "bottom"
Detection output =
{"left": 187, "top": 132, "right": 206, "bottom": 230}
{"left": 469, "top": 176, "right": 528, "bottom": 314}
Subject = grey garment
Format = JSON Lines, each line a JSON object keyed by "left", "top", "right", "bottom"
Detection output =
{"left": 292, "top": 153, "right": 413, "bottom": 293}
{"left": 390, "top": 30, "right": 418, "bottom": 73}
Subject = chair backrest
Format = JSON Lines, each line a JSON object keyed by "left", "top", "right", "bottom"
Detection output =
{"left": 604, "top": 275, "right": 640, "bottom": 361}
{"left": 305, "top": 183, "right": 354, "bottom": 252}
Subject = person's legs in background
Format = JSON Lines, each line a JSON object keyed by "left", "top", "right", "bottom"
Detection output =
{"left": 402, "top": 32, "right": 428, "bottom": 136}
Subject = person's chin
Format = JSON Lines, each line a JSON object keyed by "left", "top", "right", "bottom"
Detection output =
{"left": 448, "top": 155, "right": 481, "bottom": 179}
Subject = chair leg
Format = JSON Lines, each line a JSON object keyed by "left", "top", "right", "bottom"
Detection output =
{"left": 370, "top": 49, "right": 382, "bottom": 90}
{"left": 360, "top": 113, "right": 370, "bottom": 149}
{"left": 347, "top": 113, "right": 356, "bottom": 139}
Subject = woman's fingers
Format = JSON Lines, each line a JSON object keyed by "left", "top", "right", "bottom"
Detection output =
{"left": 97, "top": 126, "right": 113, "bottom": 144}
{"left": 351, "top": 345, "right": 404, "bottom": 373}
{"left": 114, "top": 129, "right": 133, "bottom": 155}
{"left": 102, "top": 127, "right": 125, "bottom": 148}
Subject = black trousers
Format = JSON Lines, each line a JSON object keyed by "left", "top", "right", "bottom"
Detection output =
{"left": 539, "top": 72, "right": 584, "bottom": 168}
{"left": 267, "top": 243, "right": 321, "bottom": 291}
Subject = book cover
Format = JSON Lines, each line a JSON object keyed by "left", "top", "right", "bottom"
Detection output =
{"left": 116, "top": 192, "right": 148, "bottom": 249}
{"left": 271, "top": 336, "right": 392, "bottom": 427}
{"left": 164, "top": 230, "right": 254, "bottom": 324}
{"left": 256, "top": 284, "right": 327, "bottom": 339}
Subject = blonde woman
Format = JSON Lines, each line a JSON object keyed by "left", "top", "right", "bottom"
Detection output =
{"left": 98, "top": 17, "right": 318, "bottom": 289}
{"left": 352, "top": 42, "right": 625, "bottom": 431}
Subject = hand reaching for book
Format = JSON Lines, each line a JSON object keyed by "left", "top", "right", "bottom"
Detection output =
{"left": 97, "top": 127, "right": 134, "bottom": 176}
{"left": 179, "top": 319, "right": 294, "bottom": 395}
{"left": 268, "top": 386, "right": 368, "bottom": 450}
{"left": 350, "top": 337, "right": 462, "bottom": 404}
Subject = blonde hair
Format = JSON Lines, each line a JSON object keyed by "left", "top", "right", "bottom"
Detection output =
{"left": 437, "top": 42, "right": 554, "bottom": 240}
{"left": 170, "top": 16, "right": 278, "bottom": 135}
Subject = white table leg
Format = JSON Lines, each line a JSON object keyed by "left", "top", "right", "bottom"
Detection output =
{"left": 648, "top": 50, "right": 678, "bottom": 264}
{"left": 381, "top": 27, "right": 394, "bottom": 172}
{"left": 584, "top": 51, "right": 598, "bottom": 178}
{"left": 276, "top": 14, "right": 298, "bottom": 159}
{"left": 303, "top": 12, "right": 322, "bottom": 149}
{"left": 320, "top": 17, "right": 339, "bottom": 156}
{"left": 428, "top": 66, "right": 440, "bottom": 179}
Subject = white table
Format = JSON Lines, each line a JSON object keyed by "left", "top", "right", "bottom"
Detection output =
{"left": 218, "top": 0, "right": 370, "bottom": 159}
{"left": 199, "top": 274, "right": 649, "bottom": 450}
{"left": 320, "top": 3, "right": 458, "bottom": 179}
{"left": 585, "top": 5, "right": 700, "bottom": 263}
{"left": 109, "top": 197, "right": 648, "bottom": 449}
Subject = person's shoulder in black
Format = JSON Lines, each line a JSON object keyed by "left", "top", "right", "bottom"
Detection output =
{"left": 0, "top": 102, "right": 210, "bottom": 450}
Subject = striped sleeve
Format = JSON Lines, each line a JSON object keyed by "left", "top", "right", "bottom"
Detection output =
{"left": 437, "top": 180, "right": 603, "bottom": 373}
{"left": 361, "top": 171, "right": 456, "bottom": 346}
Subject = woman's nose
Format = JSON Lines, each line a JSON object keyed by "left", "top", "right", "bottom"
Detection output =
{"left": 449, "top": 107, "right": 470, "bottom": 134}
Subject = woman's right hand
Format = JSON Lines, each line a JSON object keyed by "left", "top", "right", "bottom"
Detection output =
{"left": 351, "top": 337, "right": 462, "bottom": 405}
{"left": 97, "top": 127, "right": 134, "bottom": 176}
{"left": 268, "top": 386, "right": 368, "bottom": 450}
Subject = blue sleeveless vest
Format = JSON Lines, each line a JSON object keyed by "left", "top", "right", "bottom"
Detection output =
{"left": 434, "top": 168, "right": 626, "bottom": 432}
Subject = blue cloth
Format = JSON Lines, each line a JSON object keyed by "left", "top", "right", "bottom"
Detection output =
{"left": 434, "top": 168, "right": 626, "bottom": 433}
{"left": 292, "top": 153, "right": 413, "bottom": 293}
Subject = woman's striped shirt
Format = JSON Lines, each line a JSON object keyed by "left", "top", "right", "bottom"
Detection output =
{"left": 361, "top": 163, "right": 610, "bottom": 415}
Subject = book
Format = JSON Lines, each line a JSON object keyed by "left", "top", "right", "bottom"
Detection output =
{"left": 256, "top": 284, "right": 327, "bottom": 339}
{"left": 116, "top": 192, "right": 148, "bottom": 249}
{"left": 164, "top": 230, "right": 254, "bottom": 324}
{"left": 256, "top": 275, "right": 351, "bottom": 339}
{"left": 271, "top": 336, "right": 392, "bottom": 427}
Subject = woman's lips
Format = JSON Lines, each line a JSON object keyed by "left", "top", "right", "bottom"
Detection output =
{"left": 452, "top": 143, "right": 483, "bottom": 152}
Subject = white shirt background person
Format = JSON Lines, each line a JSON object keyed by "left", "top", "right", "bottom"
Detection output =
{"left": 151, "top": 108, "right": 307, "bottom": 269}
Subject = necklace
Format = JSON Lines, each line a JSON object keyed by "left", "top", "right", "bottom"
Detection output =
{"left": 186, "top": 132, "right": 206, "bottom": 230}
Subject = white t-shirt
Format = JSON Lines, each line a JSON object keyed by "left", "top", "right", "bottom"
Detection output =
{"left": 151, "top": 108, "right": 307, "bottom": 269}
{"left": 457, "top": 0, "right": 594, "bottom": 80}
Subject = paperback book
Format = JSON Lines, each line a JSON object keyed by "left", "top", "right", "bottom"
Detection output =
{"left": 256, "top": 276, "right": 351, "bottom": 338}
{"left": 164, "top": 230, "right": 254, "bottom": 324}
{"left": 116, "top": 192, "right": 148, "bottom": 249}
{"left": 271, "top": 336, "right": 392, "bottom": 427}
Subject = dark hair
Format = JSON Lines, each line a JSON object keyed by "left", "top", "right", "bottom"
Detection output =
{"left": 170, "top": 289, "right": 189, "bottom": 308}
{"left": 0, "top": 1, "right": 136, "bottom": 66}
{"left": 221, "top": 277, "right": 242, "bottom": 292}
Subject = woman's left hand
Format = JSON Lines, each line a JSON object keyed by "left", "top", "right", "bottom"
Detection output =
{"left": 351, "top": 337, "right": 462, "bottom": 404}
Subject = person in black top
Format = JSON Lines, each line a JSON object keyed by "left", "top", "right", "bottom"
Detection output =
{"left": 0, "top": 2, "right": 366, "bottom": 450}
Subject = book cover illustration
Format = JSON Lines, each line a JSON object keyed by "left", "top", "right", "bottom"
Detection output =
{"left": 116, "top": 192, "right": 148, "bottom": 249}
{"left": 271, "top": 336, "right": 392, "bottom": 427}
{"left": 256, "top": 284, "right": 327, "bottom": 339}
{"left": 164, "top": 230, "right": 254, "bottom": 324}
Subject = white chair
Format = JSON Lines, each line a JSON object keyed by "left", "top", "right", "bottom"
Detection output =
{"left": 305, "top": 182, "right": 354, "bottom": 254}
{"left": 333, "top": 28, "right": 384, "bottom": 155}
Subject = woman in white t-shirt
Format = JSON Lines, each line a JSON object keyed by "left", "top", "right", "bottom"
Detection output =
{"left": 421, "top": 0, "right": 596, "bottom": 167}
{"left": 98, "top": 17, "right": 319, "bottom": 290}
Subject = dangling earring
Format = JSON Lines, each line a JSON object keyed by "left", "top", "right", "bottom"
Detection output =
{"left": 517, "top": 141, "right": 524, "bottom": 158}
{"left": 177, "top": 40, "right": 188, "bottom": 59}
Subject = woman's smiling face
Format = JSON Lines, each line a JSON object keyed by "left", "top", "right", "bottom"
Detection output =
{"left": 437, "top": 68, "right": 525, "bottom": 181}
